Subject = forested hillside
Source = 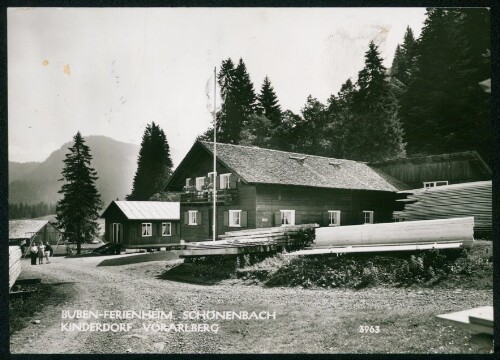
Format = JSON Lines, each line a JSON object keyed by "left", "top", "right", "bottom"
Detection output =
{"left": 9, "top": 136, "right": 139, "bottom": 218}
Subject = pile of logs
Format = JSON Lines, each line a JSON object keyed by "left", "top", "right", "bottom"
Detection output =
{"left": 394, "top": 181, "right": 491, "bottom": 234}
{"left": 180, "top": 224, "right": 318, "bottom": 257}
{"left": 9, "top": 246, "right": 22, "bottom": 290}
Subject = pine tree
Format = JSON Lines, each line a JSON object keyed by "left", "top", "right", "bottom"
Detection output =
{"left": 256, "top": 76, "right": 282, "bottom": 126}
{"left": 56, "top": 132, "right": 102, "bottom": 254}
{"left": 215, "top": 58, "right": 257, "bottom": 144}
{"left": 127, "top": 122, "right": 173, "bottom": 201}
{"left": 351, "top": 41, "right": 406, "bottom": 161}
{"left": 399, "top": 8, "right": 491, "bottom": 163}
{"left": 299, "top": 95, "right": 328, "bottom": 155}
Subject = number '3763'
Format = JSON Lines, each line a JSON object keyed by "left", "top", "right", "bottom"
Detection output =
{"left": 359, "top": 325, "right": 380, "bottom": 333}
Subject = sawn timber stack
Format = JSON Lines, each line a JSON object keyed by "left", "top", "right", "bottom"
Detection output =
{"left": 179, "top": 224, "right": 318, "bottom": 258}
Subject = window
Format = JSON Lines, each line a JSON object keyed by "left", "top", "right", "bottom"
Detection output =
{"left": 195, "top": 177, "right": 205, "bottom": 191}
{"left": 363, "top": 211, "right": 374, "bottom": 224}
{"left": 112, "top": 223, "right": 122, "bottom": 242}
{"left": 229, "top": 210, "right": 241, "bottom": 227}
{"left": 281, "top": 210, "right": 295, "bottom": 226}
{"left": 220, "top": 173, "right": 231, "bottom": 189}
{"left": 142, "top": 223, "right": 152, "bottom": 236}
{"left": 188, "top": 210, "right": 198, "bottom": 225}
{"left": 185, "top": 178, "right": 192, "bottom": 187}
{"left": 208, "top": 172, "right": 216, "bottom": 184}
{"left": 328, "top": 211, "right": 341, "bottom": 226}
{"left": 162, "top": 222, "right": 171, "bottom": 236}
{"left": 423, "top": 181, "right": 448, "bottom": 188}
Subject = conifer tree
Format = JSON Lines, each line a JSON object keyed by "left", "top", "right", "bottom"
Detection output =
{"left": 127, "top": 122, "right": 173, "bottom": 200}
{"left": 215, "top": 58, "right": 256, "bottom": 144}
{"left": 56, "top": 132, "right": 102, "bottom": 254}
{"left": 351, "top": 41, "right": 406, "bottom": 162}
{"left": 399, "top": 8, "right": 491, "bottom": 163}
{"left": 256, "top": 76, "right": 282, "bottom": 126}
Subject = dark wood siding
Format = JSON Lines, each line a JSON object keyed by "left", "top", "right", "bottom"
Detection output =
{"left": 179, "top": 183, "right": 256, "bottom": 241}
{"left": 255, "top": 185, "right": 397, "bottom": 227}
{"left": 102, "top": 203, "right": 180, "bottom": 247}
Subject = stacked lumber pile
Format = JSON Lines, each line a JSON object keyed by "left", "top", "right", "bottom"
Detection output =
{"left": 394, "top": 181, "right": 491, "bottom": 234}
{"left": 289, "top": 217, "right": 474, "bottom": 256}
{"left": 180, "top": 224, "right": 318, "bottom": 257}
{"left": 9, "top": 246, "right": 22, "bottom": 290}
{"left": 437, "top": 306, "right": 493, "bottom": 335}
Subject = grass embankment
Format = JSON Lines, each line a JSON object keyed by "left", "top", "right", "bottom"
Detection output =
{"left": 162, "top": 241, "right": 492, "bottom": 289}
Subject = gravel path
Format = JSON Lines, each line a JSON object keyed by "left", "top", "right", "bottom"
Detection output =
{"left": 10, "top": 252, "right": 493, "bottom": 354}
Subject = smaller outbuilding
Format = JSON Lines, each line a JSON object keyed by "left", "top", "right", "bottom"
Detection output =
{"left": 9, "top": 219, "right": 61, "bottom": 252}
{"left": 101, "top": 201, "right": 181, "bottom": 250}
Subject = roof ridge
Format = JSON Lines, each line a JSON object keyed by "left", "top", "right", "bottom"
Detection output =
{"left": 199, "top": 140, "right": 359, "bottom": 163}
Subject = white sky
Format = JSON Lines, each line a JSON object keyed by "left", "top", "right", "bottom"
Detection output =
{"left": 8, "top": 7, "right": 427, "bottom": 166}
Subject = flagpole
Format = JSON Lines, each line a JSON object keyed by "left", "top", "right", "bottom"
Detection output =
{"left": 213, "top": 66, "right": 217, "bottom": 242}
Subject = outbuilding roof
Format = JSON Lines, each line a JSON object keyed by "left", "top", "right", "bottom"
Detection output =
{"left": 197, "top": 141, "right": 405, "bottom": 192}
{"left": 102, "top": 201, "right": 180, "bottom": 220}
{"left": 9, "top": 220, "right": 50, "bottom": 240}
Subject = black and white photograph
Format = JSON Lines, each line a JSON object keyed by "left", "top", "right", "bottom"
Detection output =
{"left": 6, "top": 5, "right": 494, "bottom": 355}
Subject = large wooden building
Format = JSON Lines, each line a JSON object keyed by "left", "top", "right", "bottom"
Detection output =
{"left": 101, "top": 201, "right": 180, "bottom": 249}
{"left": 370, "top": 151, "right": 492, "bottom": 189}
{"left": 163, "top": 141, "right": 408, "bottom": 242}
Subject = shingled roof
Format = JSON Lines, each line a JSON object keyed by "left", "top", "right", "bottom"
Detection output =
{"left": 9, "top": 220, "right": 50, "bottom": 240}
{"left": 198, "top": 141, "right": 406, "bottom": 192}
{"left": 102, "top": 201, "right": 180, "bottom": 220}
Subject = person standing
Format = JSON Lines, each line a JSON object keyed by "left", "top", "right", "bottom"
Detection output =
{"left": 43, "top": 242, "right": 52, "bottom": 263}
{"left": 37, "top": 243, "right": 45, "bottom": 264}
{"left": 30, "top": 243, "right": 38, "bottom": 265}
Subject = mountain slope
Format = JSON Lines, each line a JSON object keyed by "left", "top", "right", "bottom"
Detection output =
{"left": 9, "top": 136, "right": 140, "bottom": 206}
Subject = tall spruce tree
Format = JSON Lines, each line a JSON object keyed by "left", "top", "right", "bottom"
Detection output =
{"left": 351, "top": 41, "right": 405, "bottom": 162}
{"left": 127, "top": 122, "right": 173, "bottom": 200}
{"left": 399, "top": 8, "right": 491, "bottom": 163}
{"left": 256, "top": 76, "right": 282, "bottom": 126}
{"left": 56, "top": 132, "right": 102, "bottom": 254}
{"left": 215, "top": 58, "right": 256, "bottom": 144}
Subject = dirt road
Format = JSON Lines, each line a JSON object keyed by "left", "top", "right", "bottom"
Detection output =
{"left": 10, "top": 252, "right": 493, "bottom": 354}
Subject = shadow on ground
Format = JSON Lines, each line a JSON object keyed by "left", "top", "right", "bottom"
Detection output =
{"left": 156, "top": 262, "right": 234, "bottom": 285}
{"left": 97, "top": 250, "right": 182, "bottom": 266}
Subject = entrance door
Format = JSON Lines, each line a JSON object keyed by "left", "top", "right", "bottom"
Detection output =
{"left": 112, "top": 223, "right": 122, "bottom": 243}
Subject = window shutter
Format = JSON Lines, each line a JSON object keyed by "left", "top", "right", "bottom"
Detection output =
{"left": 359, "top": 211, "right": 364, "bottom": 224}
{"left": 186, "top": 178, "right": 192, "bottom": 187}
{"left": 295, "top": 213, "right": 301, "bottom": 225}
{"left": 184, "top": 212, "right": 189, "bottom": 225}
{"left": 229, "top": 174, "right": 237, "bottom": 189}
{"left": 224, "top": 211, "right": 229, "bottom": 226}
{"left": 138, "top": 223, "right": 142, "bottom": 236}
{"left": 372, "top": 212, "right": 375, "bottom": 224}
{"left": 241, "top": 211, "right": 248, "bottom": 227}
{"left": 197, "top": 212, "right": 202, "bottom": 225}
{"left": 205, "top": 176, "right": 211, "bottom": 187}
{"left": 216, "top": 175, "right": 220, "bottom": 189}
{"left": 323, "top": 211, "right": 329, "bottom": 226}
{"left": 274, "top": 212, "right": 281, "bottom": 226}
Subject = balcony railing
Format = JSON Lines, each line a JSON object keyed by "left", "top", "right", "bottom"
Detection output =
{"left": 180, "top": 189, "right": 237, "bottom": 205}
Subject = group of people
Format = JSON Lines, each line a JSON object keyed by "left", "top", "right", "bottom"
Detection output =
{"left": 29, "top": 242, "right": 53, "bottom": 265}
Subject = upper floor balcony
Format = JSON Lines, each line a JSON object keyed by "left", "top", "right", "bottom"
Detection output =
{"left": 180, "top": 188, "right": 238, "bottom": 205}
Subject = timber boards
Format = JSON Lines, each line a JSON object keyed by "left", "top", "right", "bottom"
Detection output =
{"left": 395, "top": 181, "right": 491, "bottom": 232}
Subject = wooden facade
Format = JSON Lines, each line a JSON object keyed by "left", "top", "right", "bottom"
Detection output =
{"left": 165, "top": 142, "right": 402, "bottom": 242}
{"left": 101, "top": 201, "right": 180, "bottom": 249}
{"left": 370, "top": 151, "right": 492, "bottom": 189}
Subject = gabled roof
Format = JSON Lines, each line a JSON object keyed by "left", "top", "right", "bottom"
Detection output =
{"left": 9, "top": 220, "right": 50, "bottom": 240}
{"left": 102, "top": 201, "right": 180, "bottom": 220}
{"left": 190, "top": 141, "right": 404, "bottom": 192}
{"left": 370, "top": 151, "right": 492, "bottom": 176}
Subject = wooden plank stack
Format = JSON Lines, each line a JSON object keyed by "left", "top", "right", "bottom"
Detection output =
{"left": 436, "top": 306, "right": 493, "bottom": 335}
{"left": 180, "top": 224, "right": 318, "bottom": 257}
{"left": 9, "top": 246, "right": 22, "bottom": 290}
{"left": 313, "top": 217, "right": 474, "bottom": 248}
{"left": 394, "top": 181, "right": 491, "bottom": 234}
